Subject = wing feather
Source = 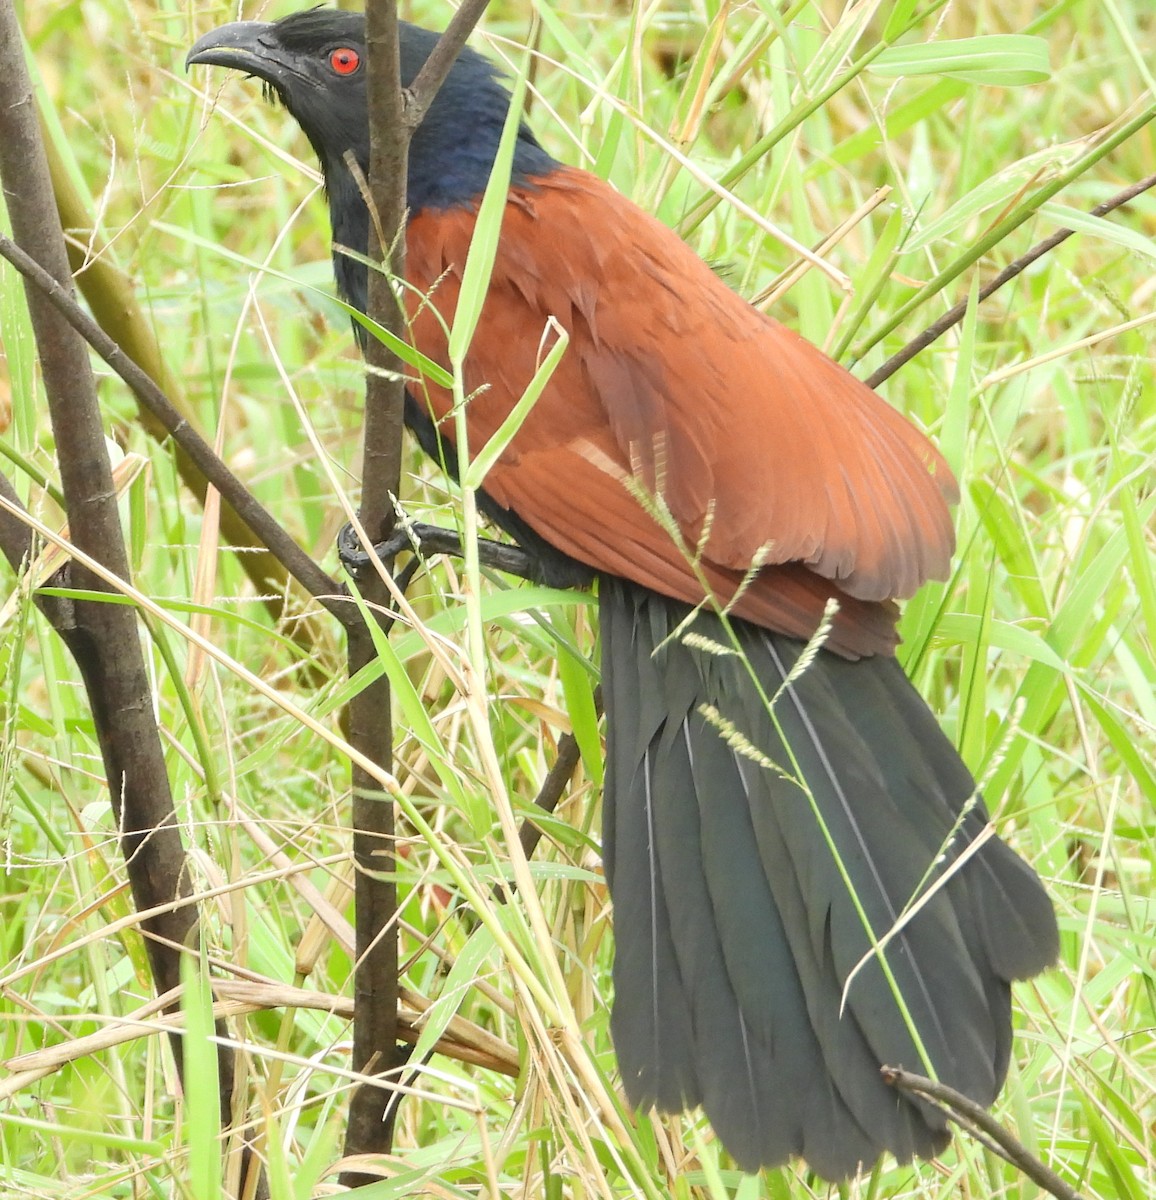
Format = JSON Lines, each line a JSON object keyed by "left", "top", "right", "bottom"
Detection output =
{"left": 404, "top": 169, "right": 958, "bottom": 657}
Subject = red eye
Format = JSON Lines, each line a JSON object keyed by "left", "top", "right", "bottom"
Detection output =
{"left": 329, "top": 47, "right": 360, "bottom": 75}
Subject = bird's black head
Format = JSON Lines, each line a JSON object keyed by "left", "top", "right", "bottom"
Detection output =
{"left": 188, "top": 10, "right": 373, "bottom": 184}
{"left": 188, "top": 9, "right": 556, "bottom": 309}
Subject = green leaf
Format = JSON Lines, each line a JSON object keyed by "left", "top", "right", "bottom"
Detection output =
{"left": 1081, "top": 689, "right": 1156, "bottom": 805}
{"left": 870, "top": 35, "right": 1050, "bottom": 86}
{"left": 939, "top": 276, "right": 978, "bottom": 482}
{"left": 181, "top": 953, "right": 223, "bottom": 1200}
{"left": 882, "top": 0, "right": 921, "bottom": 44}
{"left": 1081, "top": 1085, "right": 1145, "bottom": 1200}
{"left": 408, "top": 925, "right": 496, "bottom": 1067}
{"left": 385, "top": 585, "right": 592, "bottom": 665}
{"left": 342, "top": 579, "right": 480, "bottom": 827}
{"left": 1041, "top": 200, "right": 1156, "bottom": 264}
{"left": 447, "top": 55, "right": 531, "bottom": 362}
{"left": 339, "top": 298, "right": 452, "bottom": 386}
{"left": 903, "top": 146, "right": 1071, "bottom": 251}
{"left": 830, "top": 203, "right": 908, "bottom": 362}
{"left": 809, "top": 78, "right": 964, "bottom": 178}
{"left": 935, "top": 614, "right": 1069, "bottom": 672}
{"left": 555, "top": 612, "right": 604, "bottom": 788}
{"left": 153, "top": 221, "right": 452, "bottom": 386}
{"left": 462, "top": 322, "right": 569, "bottom": 489}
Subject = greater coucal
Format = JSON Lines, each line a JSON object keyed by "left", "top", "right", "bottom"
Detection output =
{"left": 188, "top": 10, "right": 1058, "bottom": 1178}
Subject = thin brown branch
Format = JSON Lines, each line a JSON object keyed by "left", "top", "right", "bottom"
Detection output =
{"left": 3, "top": 981, "right": 520, "bottom": 1085}
{"left": 0, "top": 478, "right": 36, "bottom": 576}
{"left": 343, "top": 0, "right": 491, "bottom": 1176}
{"left": 0, "top": 233, "right": 345, "bottom": 619}
{"left": 0, "top": 476, "right": 85, "bottom": 661}
{"left": 881, "top": 1067, "right": 1086, "bottom": 1200}
{"left": 361, "top": 3, "right": 408, "bottom": 535}
{"left": 341, "top": 0, "right": 409, "bottom": 1177}
{"left": 866, "top": 171, "right": 1156, "bottom": 388}
{"left": 518, "top": 684, "right": 602, "bottom": 861}
{"left": 403, "top": 0, "right": 495, "bottom": 131}
{"left": 519, "top": 731, "right": 585, "bottom": 860}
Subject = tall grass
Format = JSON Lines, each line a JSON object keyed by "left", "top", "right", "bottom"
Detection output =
{"left": 0, "top": 1, "right": 1152, "bottom": 1197}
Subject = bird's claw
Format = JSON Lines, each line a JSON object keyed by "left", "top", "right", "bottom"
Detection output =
{"left": 338, "top": 522, "right": 407, "bottom": 574}
{"left": 337, "top": 519, "right": 541, "bottom": 584}
{"left": 337, "top": 520, "right": 444, "bottom": 581}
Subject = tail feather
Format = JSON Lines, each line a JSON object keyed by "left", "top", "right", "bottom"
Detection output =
{"left": 683, "top": 712, "right": 887, "bottom": 1174}
{"left": 601, "top": 577, "right": 1057, "bottom": 1177}
{"left": 605, "top": 592, "right": 878, "bottom": 1172}
{"left": 602, "top": 599, "right": 699, "bottom": 1113}
{"left": 650, "top": 716, "right": 789, "bottom": 1165}
{"left": 746, "top": 638, "right": 1002, "bottom": 1081}
{"left": 862, "top": 658, "right": 1059, "bottom": 983}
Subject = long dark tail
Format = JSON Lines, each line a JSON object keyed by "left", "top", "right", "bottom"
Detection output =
{"left": 600, "top": 576, "right": 1057, "bottom": 1178}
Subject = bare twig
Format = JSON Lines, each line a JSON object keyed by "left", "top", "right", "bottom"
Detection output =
{"left": 0, "top": 477, "right": 75, "bottom": 635}
{"left": 519, "top": 731, "right": 585, "bottom": 859}
{"left": 403, "top": 0, "right": 495, "bottom": 130}
{"left": 867, "top": 171, "right": 1156, "bottom": 388}
{"left": 0, "top": 233, "right": 343, "bottom": 617}
{"left": 881, "top": 1067, "right": 1086, "bottom": 1200}
{"left": 518, "top": 684, "right": 603, "bottom": 861}
{"left": 341, "top": 0, "right": 410, "bottom": 1176}
{"left": 2, "top": 980, "right": 520, "bottom": 1088}
{"left": 342, "top": 1, "right": 497, "bottom": 1179}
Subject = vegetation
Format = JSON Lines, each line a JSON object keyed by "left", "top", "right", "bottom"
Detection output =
{"left": 0, "top": 0, "right": 1152, "bottom": 1197}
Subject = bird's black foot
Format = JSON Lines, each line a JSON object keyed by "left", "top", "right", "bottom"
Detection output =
{"left": 337, "top": 520, "right": 415, "bottom": 578}
{"left": 337, "top": 520, "right": 541, "bottom": 585}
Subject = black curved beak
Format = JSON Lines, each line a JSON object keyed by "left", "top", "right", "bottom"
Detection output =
{"left": 186, "top": 21, "right": 285, "bottom": 83}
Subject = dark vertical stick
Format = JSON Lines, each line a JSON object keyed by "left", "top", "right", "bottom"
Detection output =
{"left": 340, "top": 2, "right": 494, "bottom": 1180}
{"left": 340, "top": 0, "right": 407, "bottom": 1181}
{"left": 0, "top": 0, "right": 234, "bottom": 1123}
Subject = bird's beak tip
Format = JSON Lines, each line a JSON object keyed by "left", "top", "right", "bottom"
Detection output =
{"left": 186, "top": 22, "right": 273, "bottom": 73}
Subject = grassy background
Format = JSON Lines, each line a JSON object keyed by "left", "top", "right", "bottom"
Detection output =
{"left": 1, "top": 0, "right": 1153, "bottom": 1197}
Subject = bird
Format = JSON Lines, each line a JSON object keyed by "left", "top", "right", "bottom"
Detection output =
{"left": 188, "top": 9, "right": 1058, "bottom": 1179}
